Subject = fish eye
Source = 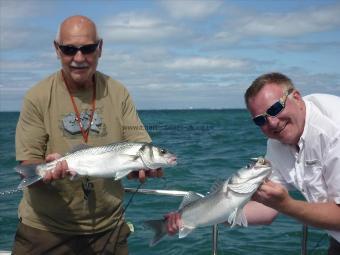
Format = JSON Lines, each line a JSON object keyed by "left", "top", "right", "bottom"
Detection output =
{"left": 159, "top": 149, "right": 167, "bottom": 154}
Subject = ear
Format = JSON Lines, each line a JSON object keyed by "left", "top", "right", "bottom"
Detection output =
{"left": 290, "top": 90, "right": 305, "bottom": 110}
{"left": 291, "top": 90, "right": 302, "bottom": 101}
{"left": 54, "top": 41, "right": 61, "bottom": 59}
{"left": 98, "top": 39, "right": 103, "bottom": 58}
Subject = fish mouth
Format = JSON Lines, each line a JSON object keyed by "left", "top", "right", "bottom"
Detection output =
{"left": 250, "top": 167, "right": 272, "bottom": 181}
{"left": 167, "top": 157, "right": 177, "bottom": 165}
{"left": 253, "top": 157, "right": 271, "bottom": 168}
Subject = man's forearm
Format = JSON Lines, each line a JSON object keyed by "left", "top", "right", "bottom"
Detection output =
{"left": 279, "top": 198, "right": 340, "bottom": 230}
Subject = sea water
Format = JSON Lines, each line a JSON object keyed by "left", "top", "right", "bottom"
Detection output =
{"left": 0, "top": 110, "right": 328, "bottom": 254}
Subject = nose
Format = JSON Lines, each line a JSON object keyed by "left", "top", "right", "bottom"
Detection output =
{"left": 73, "top": 50, "right": 86, "bottom": 62}
{"left": 266, "top": 116, "right": 280, "bottom": 127}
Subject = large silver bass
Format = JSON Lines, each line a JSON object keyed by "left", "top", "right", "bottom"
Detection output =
{"left": 144, "top": 158, "right": 271, "bottom": 246}
{"left": 16, "top": 142, "right": 177, "bottom": 189}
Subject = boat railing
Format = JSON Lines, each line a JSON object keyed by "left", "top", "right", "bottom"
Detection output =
{"left": 125, "top": 187, "right": 308, "bottom": 255}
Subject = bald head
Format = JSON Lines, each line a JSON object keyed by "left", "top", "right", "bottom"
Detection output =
{"left": 55, "top": 15, "right": 100, "bottom": 44}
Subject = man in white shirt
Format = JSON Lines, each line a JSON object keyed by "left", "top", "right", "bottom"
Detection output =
{"left": 166, "top": 72, "right": 340, "bottom": 254}
{"left": 242, "top": 72, "right": 340, "bottom": 254}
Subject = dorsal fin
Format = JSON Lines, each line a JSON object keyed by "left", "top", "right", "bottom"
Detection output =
{"left": 178, "top": 192, "right": 204, "bottom": 210}
{"left": 68, "top": 144, "right": 92, "bottom": 154}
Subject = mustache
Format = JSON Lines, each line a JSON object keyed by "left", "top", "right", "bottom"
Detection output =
{"left": 70, "top": 62, "right": 89, "bottom": 68}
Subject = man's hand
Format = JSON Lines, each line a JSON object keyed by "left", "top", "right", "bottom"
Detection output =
{"left": 252, "top": 180, "right": 292, "bottom": 211}
{"left": 43, "top": 153, "right": 69, "bottom": 183}
{"left": 165, "top": 212, "right": 182, "bottom": 236}
{"left": 127, "top": 168, "right": 163, "bottom": 183}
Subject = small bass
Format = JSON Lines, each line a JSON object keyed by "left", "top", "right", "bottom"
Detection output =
{"left": 16, "top": 142, "right": 177, "bottom": 189}
{"left": 144, "top": 158, "right": 271, "bottom": 246}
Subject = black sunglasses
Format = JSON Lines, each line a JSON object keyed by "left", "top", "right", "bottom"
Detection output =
{"left": 55, "top": 40, "right": 101, "bottom": 56}
{"left": 252, "top": 89, "right": 292, "bottom": 126}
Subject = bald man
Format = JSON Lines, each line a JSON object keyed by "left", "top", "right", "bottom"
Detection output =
{"left": 14, "top": 15, "right": 161, "bottom": 254}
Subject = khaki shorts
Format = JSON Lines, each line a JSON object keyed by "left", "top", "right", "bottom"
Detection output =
{"left": 12, "top": 221, "right": 131, "bottom": 255}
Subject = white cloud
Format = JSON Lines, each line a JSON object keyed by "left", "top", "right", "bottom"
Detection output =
{"left": 215, "top": 3, "right": 340, "bottom": 44}
{"left": 0, "top": 0, "right": 42, "bottom": 19}
{"left": 102, "top": 12, "right": 189, "bottom": 43}
{"left": 242, "top": 5, "right": 340, "bottom": 37}
{"left": 165, "top": 57, "right": 250, "bottom": 71}
{"left": 159, "top": 0, "right": 222, "bottom": 19}
{"left": 0, "top": 51, "right": 57, "bottom": 71}
{"left": 0, "top": 1, "right": 57, "bottom": 50}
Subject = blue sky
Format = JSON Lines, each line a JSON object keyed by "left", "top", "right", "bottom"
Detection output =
{"left": 1, "top": 0, "right": 340, "bottom": 111}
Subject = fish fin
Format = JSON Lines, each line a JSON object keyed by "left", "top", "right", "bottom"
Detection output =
{"left": 228, "top": 183, "right": 258, "bottom": 194}
{"left": 15, "top": 164, "right": 43, "bottom": 189}
{"left": 228, "top": 207, "right": 248, "bottom": 228}
{"left": 15, "top": 164, "right": 38, "bottom": 176}
{"left": 114, "top": 170, "right": 132, "bottom": 180}
{"left": 68, "top": 144, "right": 92, "bottom": 154}
{"left": 178, "top": 192, "right": 204, "bottom": 210}
{"left": 179, "top": 225, "right": 195, "bottom": 238}
{"left": 143, "top": 219, "right": 167, "bottom": 247}
{"left": 18, "top": 176, "right": 43, "bottom": 189}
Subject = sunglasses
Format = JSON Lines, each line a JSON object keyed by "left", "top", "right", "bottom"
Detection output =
{"left": 55, "top": 40, "right": 101, "bottom": 56}
{"left": 252, "top": 89, "right": 292, "bottom": 126}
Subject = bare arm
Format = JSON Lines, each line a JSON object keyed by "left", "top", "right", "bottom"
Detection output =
{"left": 243, "top": 201, "right": 278, "bottom": 225}
{"left": 253, "top": 180, "right": 340, "bottom": 230}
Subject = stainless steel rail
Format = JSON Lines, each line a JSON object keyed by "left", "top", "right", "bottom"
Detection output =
{"left": 301, "top": 224, "right": 308, "bottom": 255}
{"left": 125, "top": 187, "right": 192, "bottom": 197}
{"left": 125, "top": 188, "right": 308, "bottom": 255}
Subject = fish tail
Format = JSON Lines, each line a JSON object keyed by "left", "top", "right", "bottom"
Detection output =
{"left": 15, "top": 164, "right": 43, "bottom": 189}
{"left": 143, "top": 219, "right": 167, "bottom": 247}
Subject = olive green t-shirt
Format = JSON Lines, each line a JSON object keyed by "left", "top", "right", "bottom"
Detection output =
{"left": 16, "top": 70, "right": 151, "bottom": 234}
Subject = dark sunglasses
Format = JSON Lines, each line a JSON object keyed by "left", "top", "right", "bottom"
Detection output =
{"left": 252, "top": 89, "right": 292, "bottom": 126}
{"left": 55, "top": 40, "right": 101, "bottom": 56}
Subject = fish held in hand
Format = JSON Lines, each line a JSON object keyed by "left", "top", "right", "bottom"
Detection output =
{"left": 15, "top": 142, "right": 177, "bottom": 189}
{"left": 144, "top": 157, "right": 271, "bottom": 246}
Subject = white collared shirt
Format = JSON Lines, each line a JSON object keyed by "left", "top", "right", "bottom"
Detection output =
{"left": 266, "top": 93, "right": 340, "bottom": 242}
